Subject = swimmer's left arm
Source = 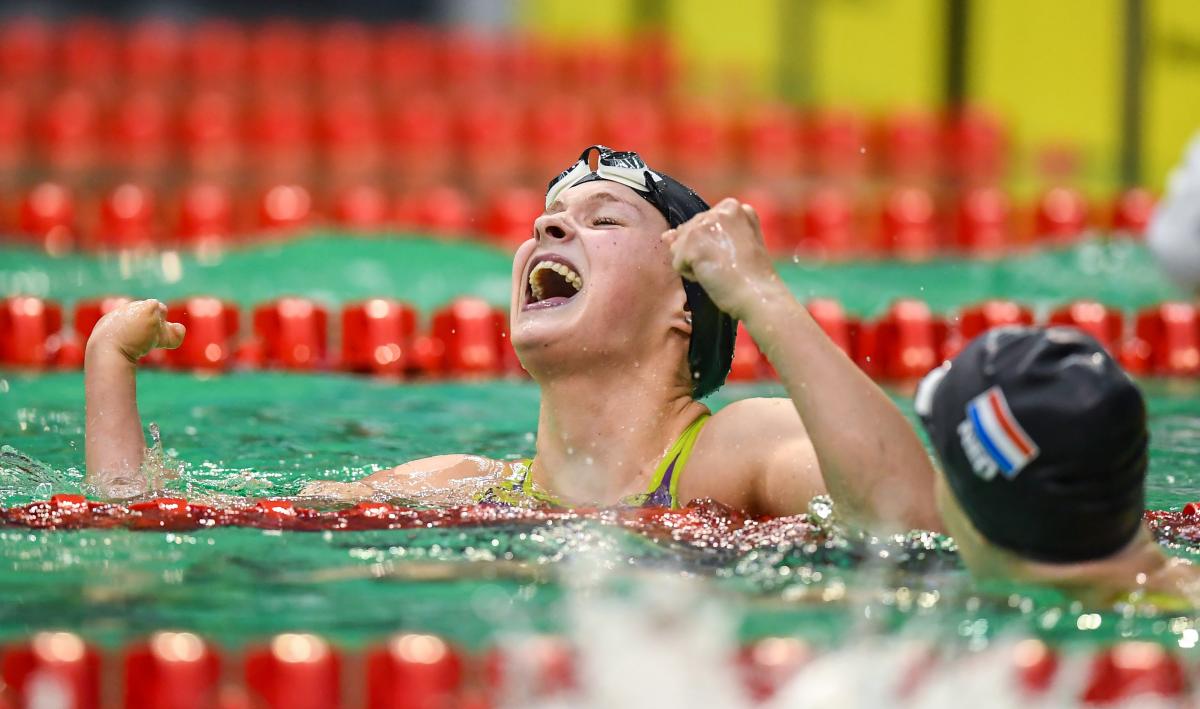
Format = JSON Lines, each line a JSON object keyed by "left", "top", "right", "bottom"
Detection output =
{"left": 663, "top": 199, "right": 942, "bottom": 532}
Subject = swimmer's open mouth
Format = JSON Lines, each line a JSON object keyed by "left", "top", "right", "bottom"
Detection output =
{"left": 524, "top": 255, "right": 583, "bottom": 310}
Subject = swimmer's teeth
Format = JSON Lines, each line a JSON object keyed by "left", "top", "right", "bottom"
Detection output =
{"left": 528, "top": 260, "right": 583, "bottom": 303}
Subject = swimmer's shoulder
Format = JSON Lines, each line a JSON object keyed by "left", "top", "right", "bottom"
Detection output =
{"left": 682, "top": 398, "right": 823, "bottom": 515}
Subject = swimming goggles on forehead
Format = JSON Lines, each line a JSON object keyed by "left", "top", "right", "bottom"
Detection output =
{"left": 545, "top": 145, "right": 666, "bottom": 209}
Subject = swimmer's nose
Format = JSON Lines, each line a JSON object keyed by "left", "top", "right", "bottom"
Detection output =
{"left": 534, "top": 213, "right": 573, "bottom": 243}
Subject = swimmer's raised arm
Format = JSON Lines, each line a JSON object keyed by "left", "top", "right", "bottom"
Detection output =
{"left": 84, "top": 299, "right": 185, "bottom": 498}
{"left": 664, "top": 199, "right": 941, "bottom": 532}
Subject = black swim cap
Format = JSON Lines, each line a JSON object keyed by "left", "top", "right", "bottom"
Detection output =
{"left": 915, "top": 326, "right": 1147, "bottom": 563}
{"left": 566, "top": 168, "right": 736, "bottom": 399}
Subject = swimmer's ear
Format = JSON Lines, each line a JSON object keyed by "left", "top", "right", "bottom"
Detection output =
{"left": 670, "top": 301, "right": 693, "bottom": 337}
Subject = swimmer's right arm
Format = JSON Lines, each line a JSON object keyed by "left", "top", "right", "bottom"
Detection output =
{"left": 84, "top": 299, "right": 185, "bottom": 498}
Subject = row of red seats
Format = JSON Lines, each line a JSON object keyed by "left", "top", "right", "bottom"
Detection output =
{"left": 0, "top": 630, "right": 1188, "bottom": 708}
{"left": 0, "top": 295, "right": 519, "bottom": 377}
{"left": 0, "top": 17, "right": 675, "bottom": 94}
{"left": 733, "top": 298, "right": 1200, "bottom": 380}
{"left": 2, "top": 180, "right": 1155, "bottom": 257}
{"left": 1, "top": 629, "right": 570, "bottom": 709}
{"left": 0, "top": 84, "right": 1012, "bottom": 184}
{"left": 2, "top": 295, "right": 1198, "bottom": 380}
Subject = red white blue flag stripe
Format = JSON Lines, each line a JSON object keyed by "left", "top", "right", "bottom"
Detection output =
{"left": 965, "top": 387, "right": 1040, "bottom": 479}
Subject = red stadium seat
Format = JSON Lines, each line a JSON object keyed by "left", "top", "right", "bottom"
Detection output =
{"left": 1134, "top": 303, "right": 1200, "bottom": 376}
{"left": 667, "top": 101, "right": 736, "bottom": 188}
{"left": 249, "top": 91, "right": 314, "bottom": 178}
{"left": 1111, "top": 187, "right": 1155, "bottom": 237}
{"left": 796, "top": 187, "right": 860, "bottom": 258}
{"left": 952, "top": 186, "right": 1013, "bottom": 257}
{"left": 341, "top": 299, "right": 418, "bottom": 375}
{"left": 806, "top": 298, "right": 856, "bottom": 358}
{"left": 627, "top": 31, "right": 677, "bottom": 93}
{"left": 257, "top": 184, "right": 314, "bottom": 232}
{"left": 395, "top": 186, "right": 474, "bottom": 236}
{"left": 741, "top": 104, "right": 803, "bottom": 180}
{"left": 527, "top": 94, "right": 597, "bottom": 179}
{"left": 1010, "top": 639, "right": 1059, "bottom": 694}
{"left": 166, "top": 298, "right": 240, "bottom": 371}
{"left": 177, "top": 182, "right": 236, "bottom": 244}
{"left": 188, "top": 20, "right": 249, "bottom": 86}
{"left": 245, "top": 634, "right": 341, "bottom": 709}
{"left": 728, "top": 322, "right": 767, "bottom": 381}
{"left": 459, "top": 93, "right": 526, "bottom": 187}
{"left": 378, "top": 25, "right": 438, "bottom": 91}
{"left": 0, "top": 296, "right": 64, "bottom": 368}
{"left": 123, "top": 632, "right": 220, "bottom": 709}
{"left": 97, "top": 183, "right": 157, "bottom": 250}
{"left": 859, "top": 299, "right": 947, "bottom": 380}
{"left": 367, "top": 634, "right": 464, "bottom": 709}
{"left": 501, "top": 34, "right": 556, "bottom": 90}
{"left": 110, "top": 90, "right": 173, "bottom": 175}
{"left": 1047, "top": 301, "right": 1123, "bottom": 351}
{"left": 738, "top": 637, "right": 812, "bottom": 704}
{"left": 19, "top": 181, "right": 77, "bottom": 253}
{"left": 319, "top": 91, "right": 383, "bottom": 179}
{"left": 440, "top": 30, "right": 504, "bottom": 87}
{"left": 61, "top": 19, "right": 119, "bottom": 89}
{"left": 597, "top": 95, "right": 666, "bottom": 165}
{"left": 806, "top": 110, "right": 870, "bottom": 179}
{"left": 432, "top": 298, "right": 503, "bottom": 376}
{"left": 1082, "top": 643, "right": 1187, "bottom": 705}
{"left": 483, "top": 188, "right": 542, "bottom": 248}
{"left": 314, "top": 21, "right": 376, "bottom": 89}
{"left": 956, "top": 300, "right": 1034, "bottom": 341}
{"left": 1, "top": 632, "right": 101, "bottom": 709}
{"left": 946, "top": 107, "right": 1007, "bottom": 182}
{"left": 182, "top": 90, "right": 242, "bottom": 177}
{"left": 880, "top": 186, "right": 941, "bottom": 260}
{"left": 0, "top": 88, "right": 29, "bottom": 173}
{"left": 0, "top": 17, "right": 53, "bottom": 86}
{"left": 1033, "top": 186, "right": 1090, "bottom": 243}
{"left": 559, "top": 41, "right": 631, "bottom": 93}
{"left": 494, "top": 310, "right": 526, "bottom": 376}
{"left": 74, "top": 296, "right": 133, "bottom": 345}
{"left": 385, "top": 91, "right": 455, "bottom": 186}
{"left": 124, "top": 19, "right": 185, "bottom": 87}
{"left": 253, "top": 299, "right": 329, "bottom": 370}
{"left": 879, "top": 111, "right": 942, "bottom": 180}
{"left": 40, "top": 87, "right": 101, "bottom": 176}
{"left": 331, "top": 183, "right": 392, "bottom": 231}
{"left": 947, "top": 300, "right": 1034, "bottom": 359}
{"left": 250, "top": 20, "right": 312, "bottom": 87}
{"left": 737, "top": 188, "right": 792, "bottom": 255}
{"left": 485, "top": 636, "right": 577, "bottom": 701}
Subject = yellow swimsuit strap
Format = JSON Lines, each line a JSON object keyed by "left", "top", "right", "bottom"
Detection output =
{"left": 513, "top": 413, "right": 711, "bottom": 509}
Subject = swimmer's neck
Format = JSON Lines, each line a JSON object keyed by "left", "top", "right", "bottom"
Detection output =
{"left": 532, "top": 366, "right": 704, "bottom": 505}
{"left": 1011, "top": 525, "right": 1196, "bottom": 606}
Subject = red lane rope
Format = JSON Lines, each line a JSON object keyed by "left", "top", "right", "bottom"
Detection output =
{"left": 6, "top": 494, "right": 1200, "bottom": 550}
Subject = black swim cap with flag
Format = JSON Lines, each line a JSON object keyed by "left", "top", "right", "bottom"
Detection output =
{"left": 914, "top": 326, "right": 1147, "bottom": 563}
{"left": 546, "top": 145, "right": 736, "bottom": 399}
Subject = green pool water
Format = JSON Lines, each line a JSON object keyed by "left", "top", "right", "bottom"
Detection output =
{"left": 1, "top": 236, "right": 1199, "bottom": 654}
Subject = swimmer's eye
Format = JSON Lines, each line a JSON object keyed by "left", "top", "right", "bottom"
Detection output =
{"left": 592, "top": 216, "right": 621, "bottom": 227}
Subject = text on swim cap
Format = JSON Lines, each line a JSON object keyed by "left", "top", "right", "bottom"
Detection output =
{"left": 958, "top": 387, "right": 1040, "bottom": 481}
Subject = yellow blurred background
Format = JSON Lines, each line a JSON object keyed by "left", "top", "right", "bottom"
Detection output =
{"left": 521, "top": 0, "right": 1200, "bottom": 197}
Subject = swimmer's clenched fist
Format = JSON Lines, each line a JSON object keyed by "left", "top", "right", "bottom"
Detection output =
{"left": 86, "top": 299, "right": 186, "bottom": 364}
{"left": 84, "top": 299, "right": 186, "bottom": 497}
{"left": 661, "top": 198, "right": 779, "bottom": 321}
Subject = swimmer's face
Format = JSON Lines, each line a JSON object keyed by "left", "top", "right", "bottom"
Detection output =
{"left": 509, "top": 181, "right": 690, "bottom": 380}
